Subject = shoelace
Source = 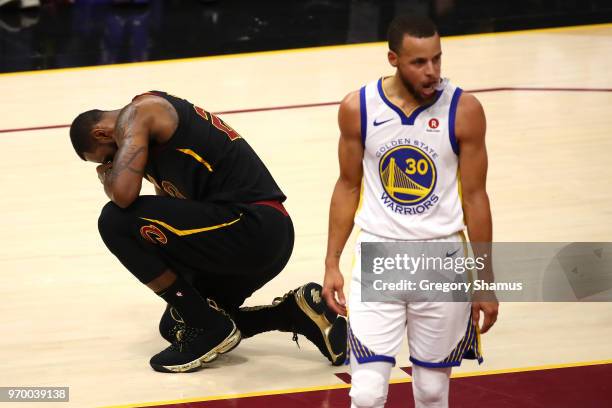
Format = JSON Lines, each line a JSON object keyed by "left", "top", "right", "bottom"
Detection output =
{"left": 167, "top": 307, "right": 186, "bottom": 343}
{"left": 168, "top": 299, "right": 229, "bottom": 344}
{"left": 238, "top": 291, "right": 302, "bottom": 347}
{"left": 272, "top": 292, "right": 302, "bottom": 349}
{"left": 292, "top": 332, "right": 301, "bottom": 348}
{"left": 272, "top": 290, "right": 293, "bottom": 306}
{"left": 165, "top": 298, "right": 235, "bottom": 351}
{"left": 169, "top": 306, "right": 185, "bottom": 324}
{"left": 207, "top": 298, "right": 232, "bottom": 318}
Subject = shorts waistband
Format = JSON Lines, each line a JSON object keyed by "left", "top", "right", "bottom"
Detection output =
{"left": 358, "top": 229, "right": 464, "bottom": 243}
{"left": 251, "top": 200, "right": 289, "bottom": 216}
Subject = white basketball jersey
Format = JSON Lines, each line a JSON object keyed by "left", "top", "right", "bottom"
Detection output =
{"left": 354, "top": 77, "right": 465, "bottom": 240}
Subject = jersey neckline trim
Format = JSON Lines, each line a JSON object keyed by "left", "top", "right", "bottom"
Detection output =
{"left": 376, "top": 77, "right": 444, "bottom": 125}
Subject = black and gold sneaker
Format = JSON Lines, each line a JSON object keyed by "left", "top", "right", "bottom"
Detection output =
{"left": 159, "top": 304, "right": 184, "bottom": 343}
{"left": 276, "top": 282, "right": 347, "bottom": 366}
{"left": 150, "top": 300, "right": 241, "bottom": 373}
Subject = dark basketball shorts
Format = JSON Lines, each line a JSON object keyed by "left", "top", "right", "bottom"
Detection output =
{"left": 98, "top": 196, "right": 294, "bottom": 311}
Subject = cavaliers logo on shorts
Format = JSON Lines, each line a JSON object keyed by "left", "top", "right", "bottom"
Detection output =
{"left": 140, "top": 224, "right": 168, "bottom": 245}
{"left": 379, "top": 145, "right": 437, "bottom": 205}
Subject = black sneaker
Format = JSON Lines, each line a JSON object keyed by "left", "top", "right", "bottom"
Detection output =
{"left": 277, "top": 282, "right": 348, "bottom": 366}
{"left": 150, "top": 302, "right": 241, "bottom": 373}
{"left": 159, "top": 304, "right": 185, "bottom": 343}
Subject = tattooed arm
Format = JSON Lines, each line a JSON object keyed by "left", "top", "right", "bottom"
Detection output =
{"left": 103, "top": 103, "right": 150, "bottom": 208}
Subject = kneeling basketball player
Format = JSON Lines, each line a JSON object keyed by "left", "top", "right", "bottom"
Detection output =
{"left": 69, "top": 91, "right": 347, "bottom": 373}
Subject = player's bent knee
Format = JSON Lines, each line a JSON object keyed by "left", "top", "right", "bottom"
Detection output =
{"left": 350, "top": 369, "right": 387, "bottom": 408}
{"left": 98, "top": 201, "right": 129, "bottom": 240}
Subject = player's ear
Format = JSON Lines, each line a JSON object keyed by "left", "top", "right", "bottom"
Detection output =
{"left": 92, "top": 128, "right": 112, "bottom": 143}
{"left": 388, "top": 50, "right": 398, "bottom": 67}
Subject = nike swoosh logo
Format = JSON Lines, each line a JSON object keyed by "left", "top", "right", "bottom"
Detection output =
{"left": 446, "top": 248, "right": 461, "bottom": 258}
{"left": 373, "top": 118, "right": 393, "bottom": 126}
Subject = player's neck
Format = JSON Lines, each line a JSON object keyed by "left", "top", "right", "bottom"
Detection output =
{"left": 100, "top": 110, "right": 121, "bottom": 128}
{"left": 384, "top": 74, "right": 424, "bottom": 110}
{"left": 96, "top": 110, "right": 121, "bottom": 135}
{"left": 108, "top": 110, "right": 121, "bottom": 121}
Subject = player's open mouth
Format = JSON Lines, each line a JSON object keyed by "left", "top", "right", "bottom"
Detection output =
{"left": 422, "top": 84, "right": 436, "bottom": 97}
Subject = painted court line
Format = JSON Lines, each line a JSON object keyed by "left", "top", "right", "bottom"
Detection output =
{"left": 100, "top": 359, "right": 612, "bottom": 408}
{"left": 1, "top": 86, "right": 611, "bottom": 136}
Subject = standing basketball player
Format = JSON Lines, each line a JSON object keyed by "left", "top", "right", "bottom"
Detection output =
{"left": 69, "top": 91, "right": 347, "bottom": 373}
{"left": 322, "top": 15, "right": 499, "bottom": 407}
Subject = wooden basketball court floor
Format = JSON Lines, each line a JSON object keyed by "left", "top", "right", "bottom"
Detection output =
{"left": 1, "top": 23, "right": 611, "bottom": 407}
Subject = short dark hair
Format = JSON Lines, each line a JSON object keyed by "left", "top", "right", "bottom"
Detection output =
{"left": 387, "top": 15, "right": 438, "bottom": 54}
{"left": 69, "top": 109, "right": 103, "bottom": 160}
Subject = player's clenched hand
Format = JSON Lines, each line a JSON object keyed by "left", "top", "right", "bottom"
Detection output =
{"left": 96, "top": 162, "right": 113, "bottom": 184}
{"left": 471, "top": 291, "right": 499, "bottom": 334}
{"left": 323, "top": 267, "right": 347, "bottom": 316}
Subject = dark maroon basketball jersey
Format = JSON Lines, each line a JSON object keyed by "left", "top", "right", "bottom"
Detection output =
{"left": 138, "top": 91, "right": 286, "bottom": 204}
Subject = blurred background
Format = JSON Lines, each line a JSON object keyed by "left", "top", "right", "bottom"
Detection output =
{"left": 1, "top": 0, "right": 612, "bottom": 73}
{"left": 1, "top": 2, "right": 611, "bottom": 407}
